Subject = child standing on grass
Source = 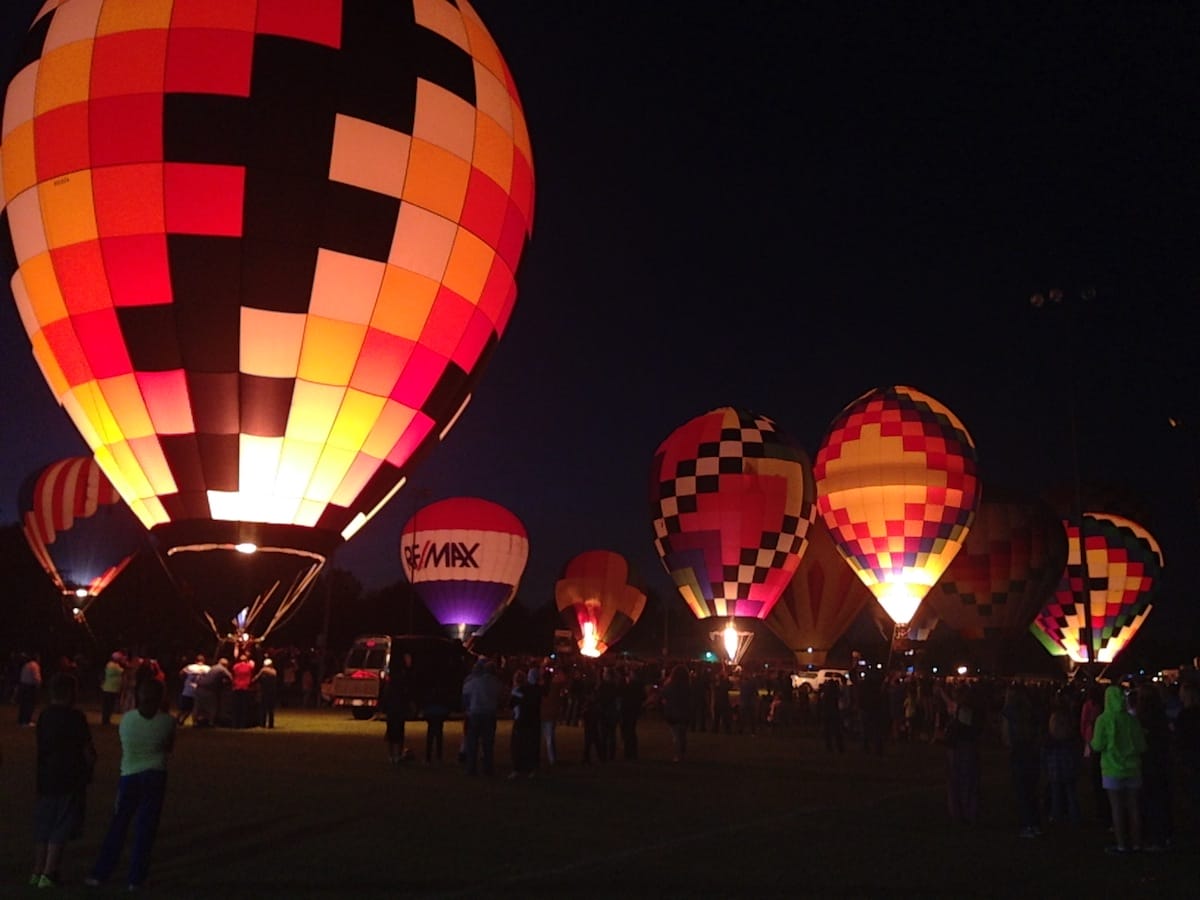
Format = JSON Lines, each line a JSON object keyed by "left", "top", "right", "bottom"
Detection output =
{"left": 32, "top": 673, "right": 96, "bottom": 888}
{"left": 86, "top": 678, "right": 176, "bottom": 890}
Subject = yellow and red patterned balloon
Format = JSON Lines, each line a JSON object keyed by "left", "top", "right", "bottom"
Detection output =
{"left": 1030, "top": 512, "right": 1163, "bottom": 664}
{"left": 555, "top": 550, "right": 646, "bottom": 658}
{"left": 814, "top": 385, "right": 981, "bottom": 627}
{"left": 0, "top": 0, "right": 534, "bottom": 574}
{"left": 650, "top": 407, "right": 817, "bottom": 621}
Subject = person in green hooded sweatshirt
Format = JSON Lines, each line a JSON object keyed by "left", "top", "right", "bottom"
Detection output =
{"left": 1090, "top": 684, "right": 1147, "bottom": 854}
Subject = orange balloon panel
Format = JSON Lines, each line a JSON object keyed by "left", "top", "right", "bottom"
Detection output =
{"left": 555, "top": 550, "right": 646, "bottom": 658}
{"left": 0, "top": 0, "right": 534, "bottom": 558}
{"left": 1031, "top": 513, "right": 1163, "bottom": 665}
{"left": 814, "top": 385, "right": 981, "bottom": 626}
{"left": 764, "top": 518, "right": 872, "bottom": 666}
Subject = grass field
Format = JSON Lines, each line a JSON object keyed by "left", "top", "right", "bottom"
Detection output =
{"left": 1, "top": 704, "right": 1195, "bottom": 898}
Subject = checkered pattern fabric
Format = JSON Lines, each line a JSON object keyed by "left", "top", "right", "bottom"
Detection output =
{"left": 0, "top": 1, "right": 533, "bottom": 554}
{"left": 1031, "top": 513, "right": 1163, "bottom": 664}
{"left": 814, "top": 385, "right": 981, "bottom": 621}
{"left": 649, "top": 407, "right": 816, "bottom": 620}
{"left": 927, "top": 491, "right": 1067, "bottom": 641}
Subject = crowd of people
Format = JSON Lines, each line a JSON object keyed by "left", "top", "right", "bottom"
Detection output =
{"left": 6, "top": 645, "right": 1200, "bottom": 887}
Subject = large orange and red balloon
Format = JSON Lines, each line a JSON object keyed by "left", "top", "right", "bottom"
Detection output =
{"left": 20, "top": 455, "right": 144, "bottom": 618}
{"left": 926, "top": 489, "right": 1067, "bottom": 642}
{"left": 400, "top": 496, "right": 528, "bottom": 640}
{"left": 555, "top": 550, "right": 646, "bottom": 658}
{"left": 1030, "top": 512, "right": 1163, "bottom": 665}
{"left": 649, "top": 408, "right": 817, "bottom": 621}
{"left": 0, "top": 1, "right": 534, "bottom": 632}
{"left": 814, "top": 385, "right": 981, "bottom": 628}
{"left": 764, "top": 518, "right": 873, "bottom": 667}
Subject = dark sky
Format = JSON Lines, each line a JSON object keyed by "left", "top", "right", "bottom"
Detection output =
{"left": 2, "top": 2, "right": 1198, "bottom": 643}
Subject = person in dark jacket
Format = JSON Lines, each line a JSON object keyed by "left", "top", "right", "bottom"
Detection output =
{"left": 661, "top": 664, "right": 692, "bottom": 763}
{"left": 509, "top": 667, "right": 543, "bottom": 778}
{"left": 383, "top": 652, "right": 415, "bottom": 764}
{"left": 31, "top": 674, "right": 96, "bottom": 888}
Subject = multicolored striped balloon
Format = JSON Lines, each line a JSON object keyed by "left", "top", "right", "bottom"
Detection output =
{"left": 814, "top": 385, "right": 981, "bottom": 626}
{"left": 20, "top": 456, "right": 144, "bottom": 615}
{"left": 399, "top": 496, "right": 528, "bottom": 639}
{"left": 555, "top": 550, "right": 646, "bottom": 658}
{"left": 649, "top": 407, "right": 816, "bottom": 620}
{"left": 1031, "top": 513, "right": 1163, "bottom": 665}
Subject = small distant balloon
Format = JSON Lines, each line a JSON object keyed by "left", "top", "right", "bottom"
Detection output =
{"left": 554, "top": 550, "right": 646, "bottom": 658}
{"left": 814, "top": 385, "right": 981, "bottom": 628}
{"left": 649, "top": 407, "right": 816, "bottom": 621}
{"left": 20, "top": 456, "right": 145, "bottom": 619}
{"left": 400, "top": 497, "right": 528, "bottom": 641}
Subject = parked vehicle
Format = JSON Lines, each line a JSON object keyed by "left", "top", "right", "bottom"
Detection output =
{"left": 330, "top": 634, "right": 471, "bottom": 720}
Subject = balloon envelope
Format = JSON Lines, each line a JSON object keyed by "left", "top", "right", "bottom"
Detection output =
{"left": 1031, "top": 513, "right": 1163, "bottom": 665}
{"left": 927, "top": 490, "right": 1067, "bottom": 642}
{"left": 814, "top": 385, "right": 981, "bottom": 626}
{"left": 764, "top": 518, "right": 873, "bottom": 667}
{"left": 0, "top": 1, "right": 534, "bottom": 581}
{"left": 20, "top": 456, "right": 144, "bottom": 615}
{"left": 555, "top": 550, "right": 647, "bottom": 658}
{"left": 649, "top": 408, "right": 817, "bottom": 620}
{"left": 400, "top": 497, "right": 528, "bottom": 638}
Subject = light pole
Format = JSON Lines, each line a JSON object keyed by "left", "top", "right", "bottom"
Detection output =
{"left": 1030, "top": 285, "right": 1098, "bottom": 673}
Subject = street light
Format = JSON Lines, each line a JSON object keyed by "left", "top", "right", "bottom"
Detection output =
{"left": 1030, "top": 285, "right": 1098, "bottom": 673}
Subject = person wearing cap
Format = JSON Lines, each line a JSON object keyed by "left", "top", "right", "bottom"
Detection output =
{"left": 176, "top": 654, "right": 209, "bottom": 726}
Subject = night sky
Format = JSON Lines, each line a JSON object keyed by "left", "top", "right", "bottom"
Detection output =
{"left": 2, "top": 2, "right": 1197, "bottom": 648}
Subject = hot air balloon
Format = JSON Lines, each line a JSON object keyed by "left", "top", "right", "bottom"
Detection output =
{"left": 814, "top": 385, "right": 981, "bottom": 637}
{"left": 554, "top": 550, "right": 646, "bottom": 658}
{"left": 926, "top": 490, "right": 1067, "bottom": 662}
{"left": 0, "top": 1, "right": 534, "bottom": 642}
{"left": 1030, "top": 513, "right": 1163, "bottom": 666}
{"left": 19, "top": 455, "right": 145, "bottom": 621}
{"left": 400, "top": 496, "right": 528, "bottom": 641}
{"left": 649, "top": 408, "right": 816, "bottom": 623}
{"left": 764, "top": 518, "right": 874, "bottom": 667}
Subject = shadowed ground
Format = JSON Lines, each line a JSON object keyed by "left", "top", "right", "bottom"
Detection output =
{"left": 1, "top": 706, "right": 1194, "bottom": 898}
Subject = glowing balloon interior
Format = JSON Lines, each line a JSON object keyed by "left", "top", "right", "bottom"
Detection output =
{"left": 20, "top": 455, "right": 144, "bottom": 617}
{"left": 649, "top": 407, "right": 816, "bottom": 620}
{"left": 400, "top": 496, "right": 528, "bottom": 638}
{"left": 814, "top": 385, "right": 981, "bottom": 627}
{"left": 0, "top": 1, "right": 534, "bottom": 570}
{"left": 1031, "top": 513, "right": 1163, "bottom": 665}
{"left": 554, "top": 550, "right": 647, "bottom": 658}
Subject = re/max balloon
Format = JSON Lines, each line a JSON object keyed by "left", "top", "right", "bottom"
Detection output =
{"left": 1031, "top": 512, "right": 1163, "bottom": 665}
{"left": 649, "top": 408, "right": 817, "bottom": 621}
{"left": 814, "top": 385, "right": 981, "bottom": 628}
{"left": 0, "top": 1, "right": 534, "bottom": 638}
{"left": 400, "top": 497, "right": 528, "bottom": 640}
{"left": 20, "top": 456, "right": 145, "bottom": 618}
{"left": 555, "top": 550, "right": 647, "bottom": 658}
